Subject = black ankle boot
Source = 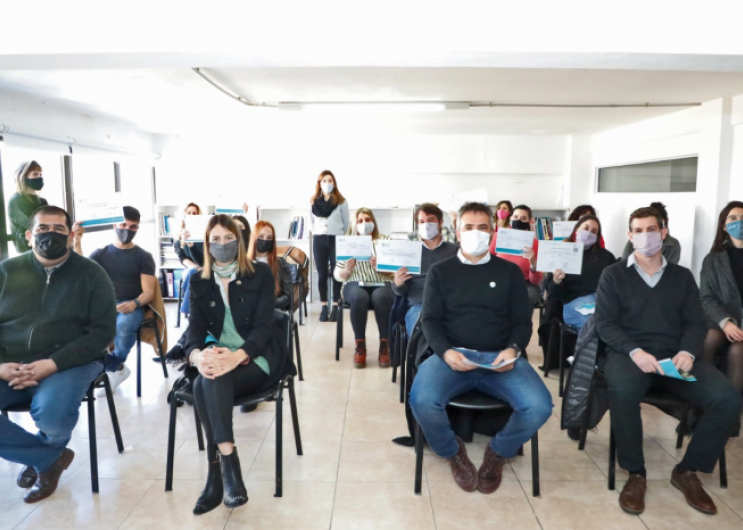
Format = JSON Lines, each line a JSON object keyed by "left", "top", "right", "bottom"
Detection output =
{"left": 320, "top": 305, "right": 329, "bottom": 322}
{"left": 220, "top": 448, "right": 248, "bottom": 508}
{"left": 328, "top": 305, "right": 338, "bottom": 322}
{"left": 193, "top": 458, "right": 223, "bottom": 515}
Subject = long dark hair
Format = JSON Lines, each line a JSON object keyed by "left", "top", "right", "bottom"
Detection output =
{"left": 711, "top": 201, "right": 743, "bottom": 253}
{"left": 568, "top": 205, "right": 596, "bottom": 221}
{"left": 311, "top": 170, "right": 346, "bottom": 205}
{"left": 247, "top": 220, "right": 281, "bottom": 296}
{"left": 566, "top": 214, "right": 602, "bottom": 261}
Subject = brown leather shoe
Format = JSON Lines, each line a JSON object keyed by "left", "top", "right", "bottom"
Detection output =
{"left": 17, "top": 466, "right": 37, "bottom": 489}
{"left": 671, "top": 467, "right": 717, "bottom": 515}
{"left": 478, "top": 446, "right": 506, "bottom": 494}
{"left": 447, "top": 437, "right": 478, "bottom": 492}
{"left": 378, "top": 339, "right": 391, "bottom": 368}
{"left": 23, "top": 448, "right": 75, "bottom": 504}
{"left": 354, "top": 340, "right": 367, "bottom": 369}
{"left": 619, "top": 473, "right": 646, "bottom": 514}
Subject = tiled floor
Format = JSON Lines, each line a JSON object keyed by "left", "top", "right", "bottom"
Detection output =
{"left": 2, "top": 303, "right": 743, "bottom": 530}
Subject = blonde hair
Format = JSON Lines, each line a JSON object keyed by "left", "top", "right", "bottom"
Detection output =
{"left": 347, "top": 207, "right": 381, "bottom": 240}
{"left": 202, "top": 214, "right": 255, "bottom": 279}
{"left": 14, "top": 161, "right": 42, "bottom": 196}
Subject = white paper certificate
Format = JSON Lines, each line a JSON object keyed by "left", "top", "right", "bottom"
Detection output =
{"left": 376, "top": 240, "right": 423, "bottom": 274}
{"left": 536, "top": 241, "right": 584, "bottom": 275}
{"left": 336, "top": 236, "right": 373, "bottom": 261}
{"left": 183, "top": 215, "right": 214, "bottom": 242}
{"left": 76, "top": 198, "right": 125, "bottom": 227}
{"left": 494, "top": 228, "right": 535, "bottom": 256}
{"left": 552, "top": 221, "right": 577, "bottom": 241}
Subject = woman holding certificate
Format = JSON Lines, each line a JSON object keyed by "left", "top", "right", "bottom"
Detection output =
{"left": 546, "top": 215, "right": 615, "bottom": 330}
{"left": 334, "top": 207, "right": 394, "bottom": 369}
{"left": 310, "top": 170, "right": 350, "bottom": 323}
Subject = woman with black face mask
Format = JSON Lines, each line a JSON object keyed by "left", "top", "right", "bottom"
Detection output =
{"left": 232, "top": 215, "right": 252, "bottom": 248}
{"left": 185, "top": 214, "right": 283, "bottom": 515}
{"left": 8, "top": 160, "right": 48, "bottom": 253}
{"left": 247, "top": 221, "right": 293, "bottom": 310}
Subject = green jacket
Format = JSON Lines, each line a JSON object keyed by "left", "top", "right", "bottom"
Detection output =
{"left": 8, "top": 192, "right": 48, "bottom": 253}
{"left": 0, "top": 251, "right": 116, "bottom": 371}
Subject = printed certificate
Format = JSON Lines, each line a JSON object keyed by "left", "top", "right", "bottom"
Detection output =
{"left": 336, "top": 236, "right": 373, "bottom": 261}
{"left": 183, "top": 215, "right": 214, "bottom": 242}
{"left": 494, "top": 228, "right": 535, "bottom": 256}
{"left": 76, "top": 198, "right": 125, "bottom": 227}
{"left": 552, "top": 221, "right": 577, "bottom": 241}
{"left": 375, "top": 240, "right": 423, "bottom": 274}
{"left": 536, "top": 240, "right": 584, "bottom": 275}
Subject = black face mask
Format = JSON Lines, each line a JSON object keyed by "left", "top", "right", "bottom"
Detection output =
{"left": 511, "top": 220, "right": 531, "bottom": 231}
{"left": 115, "top": 227, "right": 136, "bottom": 245}
{"left": 256, "top": 239, "right": 274, "bottom": 254}
{"left": 34, "top": 232, "right": 69, "bottom": 260}
{"left": 25, "top": 177, "right": 44, "bottom": 191}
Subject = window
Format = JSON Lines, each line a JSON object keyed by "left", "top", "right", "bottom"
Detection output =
{"left": 597, "top": 157, "right": 697, "bottom": 193}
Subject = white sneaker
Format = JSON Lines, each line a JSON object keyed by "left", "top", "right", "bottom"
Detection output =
{"left": 106, "top": 365, "right": 131, "bottom": 394}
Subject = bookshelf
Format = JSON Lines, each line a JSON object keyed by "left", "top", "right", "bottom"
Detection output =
{"left": 154, "top": 204, "right": 216, "bottom": 300}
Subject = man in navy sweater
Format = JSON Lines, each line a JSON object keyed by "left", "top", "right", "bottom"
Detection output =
{"left": 409, "top": 202, "right": 552, "bottom": 494}
{"left": 596, "top": 207, "right": 742, "bottom": 516}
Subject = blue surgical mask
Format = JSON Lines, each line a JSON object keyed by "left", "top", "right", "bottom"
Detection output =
{"left": 727, "top": 220, "right": 743, "bottom": 241}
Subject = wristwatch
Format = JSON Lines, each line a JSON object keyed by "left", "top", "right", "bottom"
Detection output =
{"left": 510, "top": 344, "right": 522, "bottom": 358}
{"left": 133, "top": 299, "right": 142, "bottom": 308}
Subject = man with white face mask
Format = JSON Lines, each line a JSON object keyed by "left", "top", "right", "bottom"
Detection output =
{"left": 595, "top": 207, "right": 741, "bottom": 516}
{"left": 410, "top": 202, "right": 553, "bottom": 495}
{"left": 394, "top": 204, "right": 457, "bottom": 338}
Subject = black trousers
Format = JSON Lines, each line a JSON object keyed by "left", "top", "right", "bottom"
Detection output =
{"left": 313, "top": 235, "right": 341, "bottom": 303}
{"left": 343, "top": 282, "right": 394, "bottom": 341}
{"left": 605, "top": 352, "right": 742, "bottom": 473}
{"left": 192, "top": 363, "right": 269, "bottom": 457}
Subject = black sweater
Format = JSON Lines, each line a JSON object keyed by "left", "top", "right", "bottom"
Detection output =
{"left": 421, "top": 255, "right": 532, "bottom": 358}
{"left": 0, "top": 251, "right": 116, "bottom": 371}
{"left": 546, "top": 246, "right": 616, "bottom": 304}
{"left": 595, "top": 260, "right": 707, "bottom": 359}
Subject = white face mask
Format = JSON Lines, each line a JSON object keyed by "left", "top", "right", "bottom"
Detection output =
{"left": 418, "top": 222, "right": 439, "bottom": 241}
{"left": 321, "top": 182, "right": 334, "bottom": 194}
{"left": 459, "top": 229, "right": 491, "bottom": 256}
{"left": 357, "top": 222, "right": 375, "bottom": 236}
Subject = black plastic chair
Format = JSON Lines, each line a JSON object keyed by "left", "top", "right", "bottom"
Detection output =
{"left": 164, "top": 313, "right": 302, "bottom": 498}
{"left": 413, "top": 390, "right": 540, "bottom": 497}
{"left": 543, "top": 319, "right": 578, "bottom": 397}
{"left": 607, "top": 388, "right": 727, "bottom": 490}
{"left": 288, "top": 280, "right": 304, "bottom": 381}
{"left": 176, "top": 277, "right": 184, "bottom": 328}
{"left": 335, "top": 296, "right": 352, "bottom": 362}
{"left": 1, "top": 370, "right": 125, "bottom": 494}
{"left": 136, "top": 315, "right": 169, "bottom": 398}
{"left": 390, "top": 321, "right": 408, "bottom": 403}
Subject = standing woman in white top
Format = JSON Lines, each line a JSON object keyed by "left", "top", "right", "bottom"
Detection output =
{"left": 310, "top": 170, "right": 350, "bottom": 323}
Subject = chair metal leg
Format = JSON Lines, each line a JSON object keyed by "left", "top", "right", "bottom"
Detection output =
{"left": 102, "top": 375, "right": 125, "bottom": 453}
{"left": 414, "top": 422, "right": 424, "bottom": 495}
{"left": 676, "top": 403, "right": 690, "bottom": 449}
{"left": 399, "top": 342, "right": 406, "bottom": 404}
{"left": 531, "top": 432, "right": 540, "bottom": 497}
{"left": 288, "top": 378, "right": 303, "bottom": 455}
{"left": 608, "top": 426, "right": 616, "bottom": 491}
{"left": 578, "top": 425, "right": 589, "bottom": 451}
{"left": 391, "top": 330, "right": 398, "bottom": 384}
{"left": 558, "top": 328, "right": 565, "bottom": 398}
{"left": 154, "top": 323, "right": 168, "bottom": 379}
{"left": 194, "top": 406, "right": 205, "bottom": 452}
{"left": 335, "top": 306, "right": 342, "bottom": 361}
{"left": 275, "top": 387, "right": 284, "bottom": 498}
{"left": 293, "top": 322, "right": 304, "bottom": 381}
{"left": 517, "top": 445, "right": 524, "bottom": 456}
{"left": 87, "top": 386, "right": 99, "bottom": 494}
{"left": 304, "top": 299, "right": 308, "bottom": 318}
{"left": 136, "top": 329, "right": 142, "bottom": 398}
{"left": 176, "top": 279, "right": 183, "bottom": 327}
{"left": 719, "top": 448, "right": 728, "bottom": 489}
{"left": 543, "top": 321, "right": 558, "bottom": 378}
{"left": 165, "top": 388, "right": 178, "bottom": 491}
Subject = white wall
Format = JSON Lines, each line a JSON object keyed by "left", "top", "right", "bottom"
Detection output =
{"left": 156, "top": 131, "right": 570, "bottom": 214}
{"left": 731, "top": 94, "right": 743, "bottom": 202}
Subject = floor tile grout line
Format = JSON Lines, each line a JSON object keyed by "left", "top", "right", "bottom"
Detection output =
{"left": 115, "top": 477, "right": 159, "bottom": 530}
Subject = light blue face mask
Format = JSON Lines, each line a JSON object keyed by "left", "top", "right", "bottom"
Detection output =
{"left": 727, "top": 220, "right": 743, "bottom": 241}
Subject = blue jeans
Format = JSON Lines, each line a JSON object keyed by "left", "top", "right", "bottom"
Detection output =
{"left": 0, "top": 360, "right": 103, "bottom": 472}
{"left": 409, "top": 354, "right": 553, "bottom": 459}
{"left": 562, "top": 293, "right": 596, "bottom": 332}
{"left": 106, "top": 302, "right": 144, "bottom": 372}
{"left": 180, "top": 267, "right": 199, "bottom": 315}
{"left": 405, "top": 304, "right": 422, "bottom": 340}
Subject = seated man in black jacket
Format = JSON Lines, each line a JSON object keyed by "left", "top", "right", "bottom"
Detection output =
{"left": 409, "top": 202, "right": 552, "bottom": 494}
{"left": 0, "top": 206, "right": 116, "bottom": 504}
{"left": 595, "top": 207, "right": 742, "bottom": 516}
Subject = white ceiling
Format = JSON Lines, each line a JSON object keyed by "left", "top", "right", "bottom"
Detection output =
{"left": 2, "top": 66, "right": 743, "bottom": 136}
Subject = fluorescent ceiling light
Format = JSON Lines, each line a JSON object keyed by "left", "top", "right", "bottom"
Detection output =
{"left": 445, "top": 102, "right": 470, "bottom": 110}
{"left": 283, "top": 102, "right": 447, "bottom": 113}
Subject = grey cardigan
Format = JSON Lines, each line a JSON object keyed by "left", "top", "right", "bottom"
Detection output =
{"left": 700, "top": 250, "right": 743, "bottom": 329}
{"left": 621, "top": 234, "right": 681, "bottom": 264}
